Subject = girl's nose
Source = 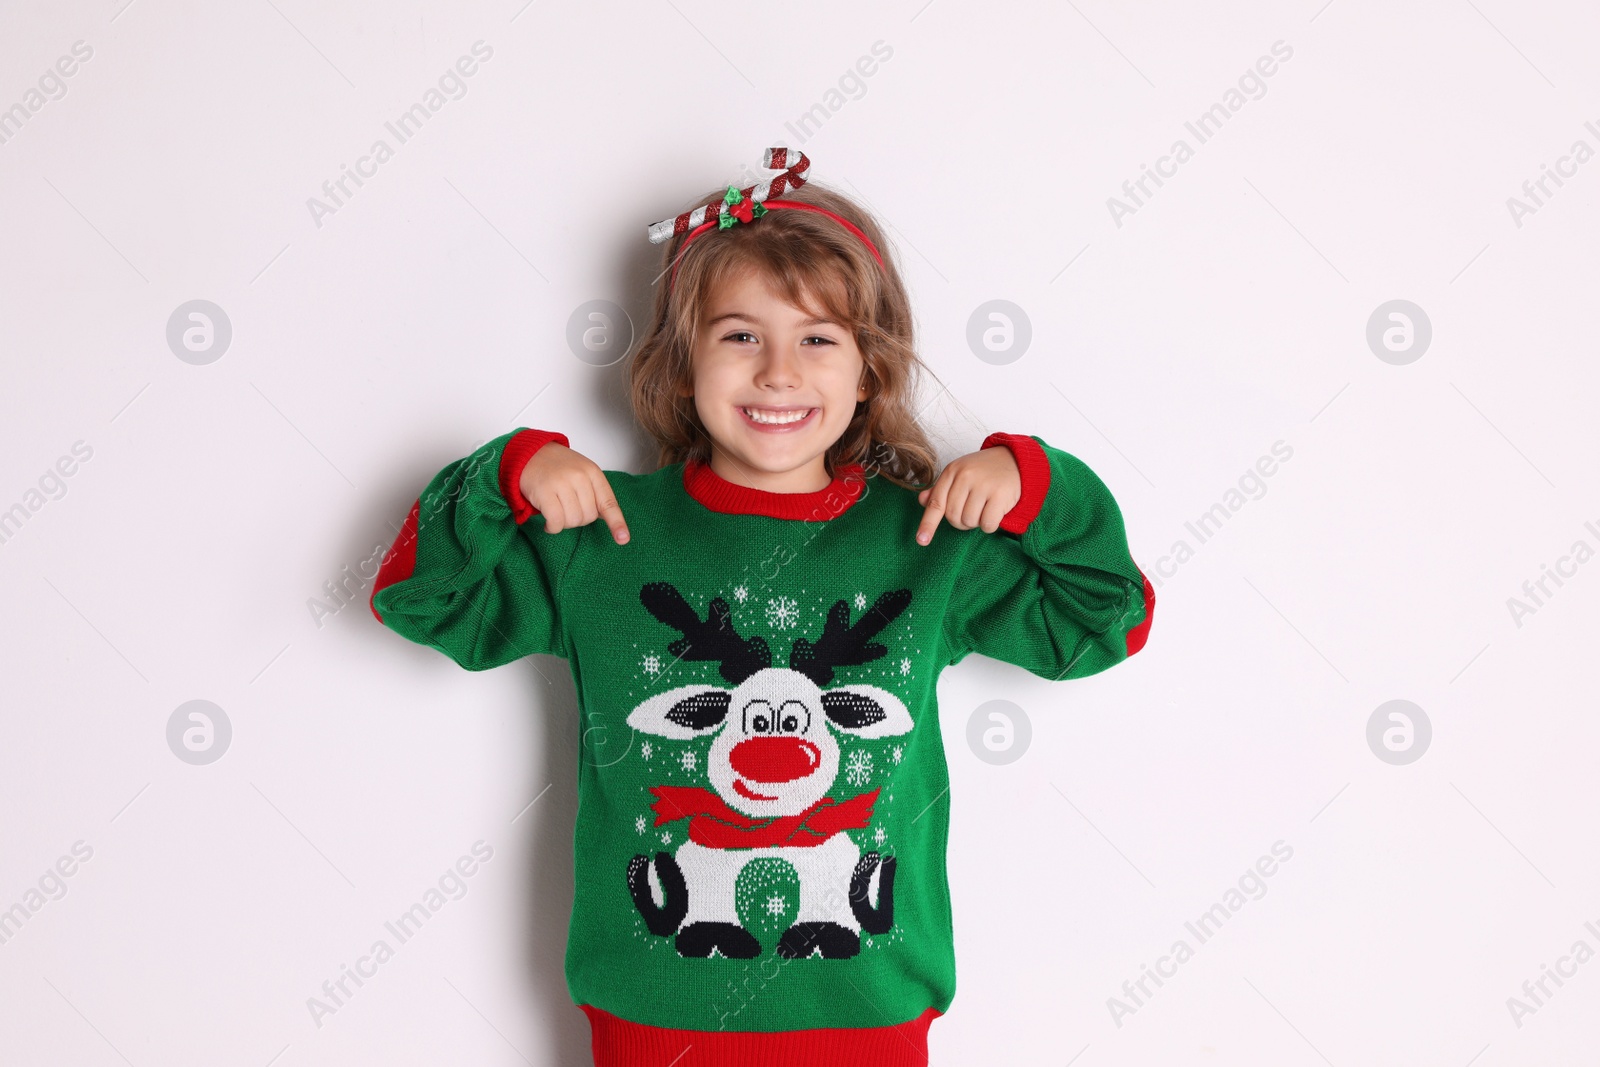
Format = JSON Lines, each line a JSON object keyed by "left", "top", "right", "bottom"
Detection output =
{"left": 754, "top": 348, "right": 802, "bottom": 386}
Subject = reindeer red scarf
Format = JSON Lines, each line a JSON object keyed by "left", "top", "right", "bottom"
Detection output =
{"left": 649, "top": 785, "right": 879, "bottom": 849}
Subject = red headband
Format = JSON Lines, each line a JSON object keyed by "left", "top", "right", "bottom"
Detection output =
{"left": 647, "top": 148, "right": 885, "bottom": 290}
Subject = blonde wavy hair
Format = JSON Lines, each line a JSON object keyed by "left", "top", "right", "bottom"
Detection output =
{"left": 627, "top": 179, "right": 942, "bottom": 491}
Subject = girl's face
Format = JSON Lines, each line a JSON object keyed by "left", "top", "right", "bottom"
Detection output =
{"left": 684, "top": 269, "right": 868, "bottom": 492}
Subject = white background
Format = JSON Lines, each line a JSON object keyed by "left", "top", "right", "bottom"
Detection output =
{"left": 3, "top": 0, "right": 1598, "bottom": 1063}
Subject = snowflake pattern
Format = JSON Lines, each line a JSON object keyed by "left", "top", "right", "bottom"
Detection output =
{"left": 765, "top": 894, "right": 788, "bottom": 917}
{"left": 661, "top": 830, "right": 672, "bottom": 845}
{"left": 853, "top": 591, "right": 867, "bottom": 610}
{"left": 766, "top": 595, "right": 800, "bottom": 630}
{"left": 641, "top": 741, "right": 653, "bottom": 761}
{"left": 891, "top": 745, "right": 903, "bottom": 765}
{"left": 899, "top": 657, "right": 912, "bottom": 676}
{"left": 635, "top": 815, "right": 647, "bottom": 834}
{"left": 844, "top": 749, "right": 874, "bottom": 788}
{"left": 642, "top": 652, "right": 662, "bottom": 676}
{"left": 873, "top": 825, "right": 887, "bottom": 846}
{"left": 733, "top": 584, "right": 749, "bottom": 603}
{"left": 680, "top": 749, "right": 698, "bottom": 773}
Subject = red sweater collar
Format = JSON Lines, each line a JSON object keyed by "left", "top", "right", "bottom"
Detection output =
{"left": 682, "top": 457, "right": 867, "bottom": 520}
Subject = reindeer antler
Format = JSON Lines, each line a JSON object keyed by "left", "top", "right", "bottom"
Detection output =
{"left": 639, "top": 582, "right": 772, "bottom": 685}
{"left": 789, "top": 588, "right": 912, "bottom": 687}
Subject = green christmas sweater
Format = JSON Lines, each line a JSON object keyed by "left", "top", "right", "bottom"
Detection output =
{"left": 369, "top": 427, "right": 1154, "bottom": 1066}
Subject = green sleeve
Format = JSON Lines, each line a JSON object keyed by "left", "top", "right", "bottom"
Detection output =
{"left": 369, "top": 427, "right": 580, "bottom": 670}
{"left": 942, "top": 433, "right": 1152, "bottom": 679}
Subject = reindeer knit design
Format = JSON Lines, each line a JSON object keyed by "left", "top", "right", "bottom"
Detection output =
{"left": 370, "top": 427, "right": 1155, "bottom": 1066}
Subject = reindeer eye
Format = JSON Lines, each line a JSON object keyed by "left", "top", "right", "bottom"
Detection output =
{"left": 776, "top": 701, "right": 810, "bottom": 735}
{"left": 742, "top": 700, "right": 776, "bottom": 735}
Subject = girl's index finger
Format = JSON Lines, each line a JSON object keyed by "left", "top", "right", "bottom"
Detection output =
{"left": 590, "top": 469, "right": 630, "bottom": 544}
{"left": 916, "top": 481, "right": 947, "bottom": 545}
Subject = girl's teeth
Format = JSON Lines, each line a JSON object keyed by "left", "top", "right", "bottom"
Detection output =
{"left": 743, "top": 407, "right": 812, "bottom": 425}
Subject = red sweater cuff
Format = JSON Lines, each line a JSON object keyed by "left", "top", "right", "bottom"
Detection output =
{"left": 369, "top": 498, "right": 421, "bottom": 624}
{"left": 498, "top": 428, "right": 570, "bottom": 524}
{"left": 980, "top": 432, "right": 1050, "bottom": 534}
{"left": 1125, "top": 569, "right": 1156, "bottom": 656}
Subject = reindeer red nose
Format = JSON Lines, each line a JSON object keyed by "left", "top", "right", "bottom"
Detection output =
{"left": 729, "top": 737, "right": 821, "bottom": 784}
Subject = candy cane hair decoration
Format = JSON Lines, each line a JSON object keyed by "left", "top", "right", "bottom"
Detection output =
{"left": 646, "top": 148, "right": 885, "bottom": 291}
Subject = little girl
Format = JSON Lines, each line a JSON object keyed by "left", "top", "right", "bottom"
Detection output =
{"left": 370, "top": 148, "right": 1154, "bottom": 1066}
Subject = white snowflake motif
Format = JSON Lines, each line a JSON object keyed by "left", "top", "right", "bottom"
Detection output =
{"left": 680, "top": 749, "right": 698, "bottom": 773}
{"left": 899, "top": 657, "right": 912, "bottom": 676}
{"left": 661, "top": 830, "right": 672, "bottom": 845}
{"left": 853, "top": 591, "right": 867, "bottom": 610}
{"left": 873, "top": 825, "right": 887, "bottom": 846}
{"left": 891, "top": 745, "right": 903, "bottom": 765}
{"left": 733, "top": 584, "right": 749, "bottom": 603}
{"left": 641, "top": 741, "right": 653, "bottom": 761}
{"left": 765, "top": 894, "right": 788, "bottom": 917}
{"left": 844, "top": 749, "right": 873, "bottom": 788}
{"left": 766, "top": 595, "right": 800, "bottom": 630}
{"left": 641, "top": 652, "right": 662, "bottom": 676}
{"left": 635, "top": 815, "right": 647, "bottom": 834}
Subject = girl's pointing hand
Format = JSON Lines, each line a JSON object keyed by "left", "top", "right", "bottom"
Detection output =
{"left": 520, "top": 443, "right": 631, "bottom": 544}
{"left": 915, "top": 445, "right": 1021, "bottom": 545}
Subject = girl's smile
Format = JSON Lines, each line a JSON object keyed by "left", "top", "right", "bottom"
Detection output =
{"left": 737, "top": 404, "right": 820, "bottom": 431}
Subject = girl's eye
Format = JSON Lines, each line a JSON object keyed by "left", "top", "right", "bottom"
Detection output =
{"left": 720, "top": 332, "right": 838, "bottom": 346}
